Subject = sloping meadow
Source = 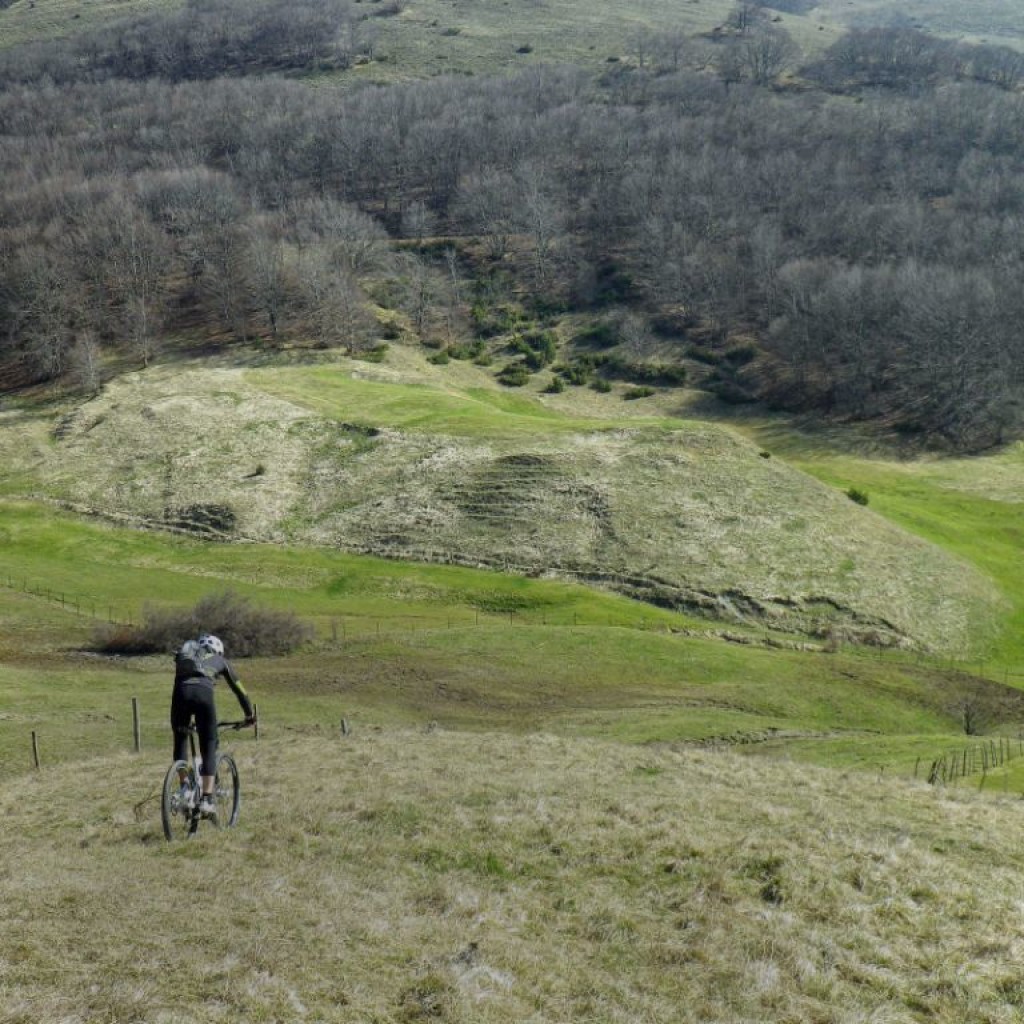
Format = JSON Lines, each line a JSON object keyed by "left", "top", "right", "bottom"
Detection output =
{"left": 1, "top": 351, "right": 1001, "bottom": 654}
{"left": 4, "top": 727, "right": 1024, "bottom": 1023}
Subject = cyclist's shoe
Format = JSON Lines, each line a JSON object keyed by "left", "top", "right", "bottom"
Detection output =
{"left": 198, "top": 796, "right": 218, "bottom": 820}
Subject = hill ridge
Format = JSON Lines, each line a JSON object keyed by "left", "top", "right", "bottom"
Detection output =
{"left": 0, "top": 349, "right": 1002, "bottom": 653}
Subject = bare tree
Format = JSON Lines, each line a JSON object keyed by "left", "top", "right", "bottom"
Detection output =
{"left": 296, "top": 249, "right": 374, "bottom": 350}
{"left": 514, "top": 163, "right": 567, "bottom": 287}
{"left": 726, "top": 2, "right": 767, "bottom": 36}
{"left": 455, "top": 170, "right": 520, "bottom": 261}
{"left": 69, "top": 333, "right": 103, "bottom": 396}
{"left": 740, "top": 26, "right": 799, "bottom": 84}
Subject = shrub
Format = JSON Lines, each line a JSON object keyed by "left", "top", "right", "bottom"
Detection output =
{"left": 624, "top": 386, "right": 656, "bottom": 400}
{"left": 591, "top": 378, "right": 612, "bottom": 393}
{"left": 448, "top": 340, "right": 485, "bottom": 360}
{"left": 573, "top": 322, "right": 620, "bottom": 349}
{"left": 601, "top": 356, "right": 686, "bottom": 387}
{"left": 428, "top": 350, "right": 450, "bottom": 365}
{"left": 354, "top": 343, "right": 389, "bottom": 363}
{"left": 94, "top": 590, "right": 312, "bottom": 656}
{"left": 471, "top": 303, "right": 523, "bottom": 338}
{"left": 557, "top": 357, "right": 596, "bottom": 385}
{"left": 846, "top": 487, "right": 870, "bottom": 506}
{"left": 497, "top": 361, "right": 531, "bottom": 387}
{"left": 543, "top": 376, "right": 565, "bottom": 394}
{"left": 723, "top": 340, "right": 758, "bottom": 366}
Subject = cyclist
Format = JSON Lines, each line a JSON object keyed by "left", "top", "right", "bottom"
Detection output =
{"left": 171, "top": 633, "right": 254, "bottom": 820}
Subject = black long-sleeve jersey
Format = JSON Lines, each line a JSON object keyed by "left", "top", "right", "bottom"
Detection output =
{"left": 174, "top": 644, "right": 253, "bottom": 719}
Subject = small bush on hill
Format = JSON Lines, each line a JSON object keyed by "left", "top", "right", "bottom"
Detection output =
{"left": 846, "top": 487, "right": 870, "bottom": 506}
{"left": 511, "top": 330, "right": 558, "bottom": 370}
{"left": 601, "top": 356, "right": 687, "bottom": 387}
{"left": 353, "top": 343, "right": 389, "bottom": 363}
{"left": 447, "top": 340, "right": 485, "bottom": 360}
{"left": 471, "top": 304, "right": 523, "bottom": 338}
{"left": 573, "top": 322, "right": 620, "bottom": 350}
{"left": 557, "top": 355, "right": 597, "bottom": 385}
{"left": 94, "top": 590, "right": 312, "bottom": 656}
{"left": 497, "top": 361, "right": 531, "bottom": 387}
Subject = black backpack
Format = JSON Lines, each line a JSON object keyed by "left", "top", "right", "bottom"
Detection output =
{"left": 175, "top": 639, "right": 215, "bottom": 680}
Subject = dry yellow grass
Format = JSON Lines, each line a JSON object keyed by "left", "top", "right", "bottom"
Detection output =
{"left": 0, "top": 347, "right": 1000, "bottom": 654}
{"left": 4, "top": 726, "right": 1024, "bottom": 1022}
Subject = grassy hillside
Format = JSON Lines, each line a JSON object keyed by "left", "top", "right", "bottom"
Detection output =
{"left": 0, "top": 345, "right": 1002, "bottom": 655}
{"left": 810, "top": 0, "right": 1024, "bottom": 47}
{"left": 1, "top": 492, "right": 1020, "bottom": 785}
{"left": 0, "top": 0, "right": 174, "bottom": 47}
{"left": 4, "top": 0, "right": 1022, "bottom": 67}
{"left": 735, "top": 417, "right": 1024, "bottom": 669}
{"left": 0, "top": 0, "right": 788, "bottom": 58}
{"left": 2, "top": 4, "right": 1023, "bottom": 1020}
{"left": 5, "top": 727, "right": 1024, "bottom": 1023}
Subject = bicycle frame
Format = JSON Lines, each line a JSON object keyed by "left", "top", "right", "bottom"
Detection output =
{"left": 184, "top": 718, "right": 250, "bottom": 768}
{"left": 161, "top": 719, "right": 251, "bottom": 840}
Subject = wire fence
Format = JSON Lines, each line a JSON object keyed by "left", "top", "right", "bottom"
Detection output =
{"left": 14, "top": 700, "right": 262, "bottom": 770}
{"left": 6, "top": 570, "right": 1024, "bottom": 783}
{"left": 919, "top": 735, "right": 1024, "bottom": 788}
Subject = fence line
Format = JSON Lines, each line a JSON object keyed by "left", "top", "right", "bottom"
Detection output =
{"left": 21, "top": 697, "right": 260, "bottom": 771}
{"left": 23, "top": 697, "right": 149, "bottom": 771}
{"left": 2, "top": 574, "right": 133, "bottom": 626}
{"left": 921, "top": 735, "right": 1024, "bottom": 786}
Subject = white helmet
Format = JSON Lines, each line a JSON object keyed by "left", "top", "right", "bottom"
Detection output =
{"left": 198, "top": 633, "right": 224, "bottom": 656}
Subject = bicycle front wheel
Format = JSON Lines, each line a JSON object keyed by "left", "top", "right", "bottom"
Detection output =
{"left": 161, "top": 760, "right": 198, "bottom": 841}
{"left": 214, "top": 753, "right": 240, "bottom": 827}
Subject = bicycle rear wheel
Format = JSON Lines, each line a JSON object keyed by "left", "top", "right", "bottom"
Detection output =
{"left": 161, "top": 760, "right": 198, "bottom": 841}
{"left": 214, "top": 753, "right": 240, "bottom": 827}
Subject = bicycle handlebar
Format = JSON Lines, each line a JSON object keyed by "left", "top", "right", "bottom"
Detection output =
{"left": 217, "top": 719, "right": 255, "bottom": 731}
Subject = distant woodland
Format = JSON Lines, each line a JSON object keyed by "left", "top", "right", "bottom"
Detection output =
{"left": 2, "top": 0, "right": 1024, "bottom": 449}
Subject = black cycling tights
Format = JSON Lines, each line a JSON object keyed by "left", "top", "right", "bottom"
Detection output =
{"left": 171, "top": 678, "right": 218, "bottom": 777}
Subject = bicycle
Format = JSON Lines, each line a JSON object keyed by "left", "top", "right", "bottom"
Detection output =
{"left": 161, "top": 719, "right": 253, "bottom": 841}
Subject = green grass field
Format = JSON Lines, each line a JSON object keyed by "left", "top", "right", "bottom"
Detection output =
{"left": 1, "top": 340, "right": 1022, "bottom": 787}
{"left": 247, "top": 362, "right": 680, "bottom": 439}
{"left": 0, "top": 491, "right": 1015, "bottom": 789}
{"left": 743, "top": 422, "right": 1024, "bottom": 669}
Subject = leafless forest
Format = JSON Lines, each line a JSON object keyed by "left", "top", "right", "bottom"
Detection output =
{"left": 3, "top": 0, "right": 1024, "bottom": 448}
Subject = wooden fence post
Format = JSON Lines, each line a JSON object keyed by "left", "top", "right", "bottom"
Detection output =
{"left": 253, "top": 703, "right": 260, "bottom": 741}
{"left": 31, "top": 731, "right": 40, "bottom": 770}
{"left": 132, "top": 697, "right": 141, "bottom": 753}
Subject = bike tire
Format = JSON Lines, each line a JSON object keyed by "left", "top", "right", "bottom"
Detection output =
{"left": 161, "top": 759, "right": 198, "bottom": 841}
{"left": 214, "top": 753, "right": 240, "bottom": 827}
